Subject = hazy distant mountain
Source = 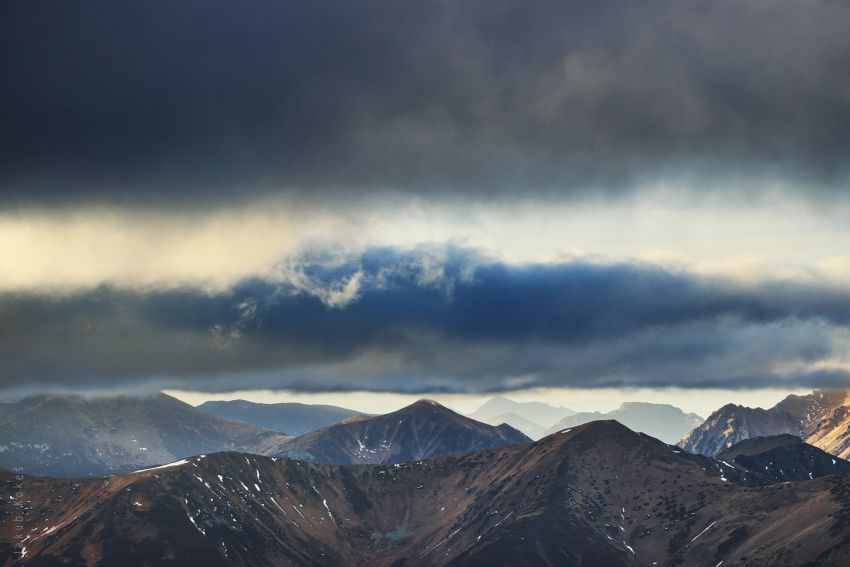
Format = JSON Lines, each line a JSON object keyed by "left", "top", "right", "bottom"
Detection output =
{"left": 0, "top": 393, "right": 290, "bottom": 477}
{"left": 274, "top": 399, "right": 530, "bottom": 464}
{"left": 197, "top": 399, "right": 364, "bottom": 436}
{"left": 469, "top": 396, "right": 574, "bottom": 429}
{"left": 717, "top": 434, "right": 850, "bottom": 481}
{"left": 482, "top": 412, "right": 547, "bottom": 440}
{"left": 7, "top": 421, "right": 850, "bottom": 566}
{"left": 679, "top": 389, "right": 850, "bottom": 457}
{"left": 542, "top": 402, "right": 703, "bottom": 444}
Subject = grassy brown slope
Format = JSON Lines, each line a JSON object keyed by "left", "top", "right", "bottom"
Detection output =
{"left": 2, "top": 422, "right": 850, "bottom": 566}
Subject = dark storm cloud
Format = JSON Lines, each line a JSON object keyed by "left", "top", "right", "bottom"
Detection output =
{"left": 2, "top": 246, "right": 849, "bottom": 393}
{"left": 2, "top": 0, "right": 850, "bottom": 206}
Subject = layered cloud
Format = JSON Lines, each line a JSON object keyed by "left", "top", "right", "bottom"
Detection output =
{"left": 2, "top": 0, "right": 850, "bottom": 206}
{"left": 3, "top": 0, "right": 850, "bottom": 397}
{"left": 3, "top": 246, "right": 849, "bottom": 394}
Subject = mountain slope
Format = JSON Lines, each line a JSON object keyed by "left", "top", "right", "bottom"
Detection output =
{"left": 717, "top": 434, "right": 850, "bottom": 481}
{"left": 678, "top": 403, "right": 801, "bottom": 456}
{"left": 273, "top": 399, "right": 530, "bottom": 464}
{"left": 468, "top": 396, "right": 574, "bottom": 428}
{"left": 197, "top": 399, "right": 364, "bottom": 436}
{"left": 543, "top": 402, "right": 703, "bottom": 444}
{"left": 0, "top": 393, "right": 290, "bottom": 477}
{"left": 679, "top": 389, "right": 850, "bottom": 456}
{"left": 806, "top": 405, "right": 850, "bottom": 459}
{"left": 4, "top": 422, "right": 850, "bottom": 566}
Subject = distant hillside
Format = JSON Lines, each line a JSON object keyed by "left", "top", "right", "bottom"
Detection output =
{"left": 274, "top": 399, "right": 530, "bottom": 464}
{"left": 679, "top": 390, "right": 850, "bottom": 457}
{"left": 543, "top": 402, "right": 703, "bottom": 444}
{"left": 197, "top": 399, "right": 364, "bottom": 436}
{"left": 0, "top": 393, "right": 290, "bottom": 477}
{"left": 469, "top": 396, "right": 574, "bottom": 430}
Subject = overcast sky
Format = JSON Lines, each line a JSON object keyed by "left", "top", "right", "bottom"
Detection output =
{"left": 2, "top": 0, "right": 850, "bottom": 411}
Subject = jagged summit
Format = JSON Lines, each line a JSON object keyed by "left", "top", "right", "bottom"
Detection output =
{"left": 679, "top": 389, "right": 850, "bottom": 457}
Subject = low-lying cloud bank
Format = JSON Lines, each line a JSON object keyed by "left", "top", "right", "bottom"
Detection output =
{"left": 3, "top": 246, "right": 848, "bottom": 394}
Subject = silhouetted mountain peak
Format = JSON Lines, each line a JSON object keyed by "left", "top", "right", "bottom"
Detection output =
{"left": 540, "top": 419, "right": 639, "bottom": 448}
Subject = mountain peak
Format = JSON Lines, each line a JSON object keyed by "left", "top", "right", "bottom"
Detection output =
{"left": 681, "top": 389, "right": 850, "bottom": 457}
{"left": 399, "top": 398, "right": 455, "bottom": 415}
{"left": 274, "top": 398, "right": 530, "bottom": 464}
{"left": 541, "top": 419, "right": 636, "bottom": 444}
{"left": 411, "top": 398, "right": 443, "bottom": 407}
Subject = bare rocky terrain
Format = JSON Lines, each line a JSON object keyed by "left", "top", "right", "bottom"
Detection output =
{"left": 4, "top": 421, "right": 850, "bottom": 566}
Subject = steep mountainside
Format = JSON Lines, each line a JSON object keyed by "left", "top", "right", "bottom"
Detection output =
{"left": 806, "top": 405, "right": 850, "bottom": 460}
{"left": 679, "top": 389, "right": 850, "bottom": 456}
{"left": 678, "top": 404, "right": 801, "bottom": 456}
{"left": 0, "top": 393, "right": 290, "bottom": 477}
{"left": 197, "top": 399, "right": 364, "bottom": 436}
{"left": 772, "top": 390, "right": 849, "bottom": 431}
{"left": 4, "top": 422, "right": 850, "bottom": 566}
{"left": 543, "top": 402, "right": 703, "bottom": 444}
{"left": 482, "top": 412, "right": 546, "bottom": 440}
{"left": 717, "top": 434, "right": 850, "bottom": 481}
{"left": 273, "top": 399, "right": 530, "bottom": 464}
{"left": 468, "top": 397, "right": 574, "bottom": 429}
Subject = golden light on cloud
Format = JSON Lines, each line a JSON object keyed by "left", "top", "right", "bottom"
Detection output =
{"left": 0, "top": 205, "right": 336, "bottom": 294}
{"left": 2, "top": 191, "right": 850, "bottom": 295}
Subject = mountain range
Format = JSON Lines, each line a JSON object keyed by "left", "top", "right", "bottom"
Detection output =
{"left": 5, "top": 422, "right": 850, "bottom": 566}
{"left": 680, "top": 389, "right": 850, "bottom": 457}
{"left": 543, "top": 402, "right": 704, "bottom": 444}
{"left": 467, "top": 397, "right": 575, "bottom": 439}
{"left": 0, "top": 393, "right": 291, "bottom": 477}
{"left": 273, "top": 399, "right": 530, "bottom": 464}
{"left": 197, "top": 399, "right": 364, "bottom": 436}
